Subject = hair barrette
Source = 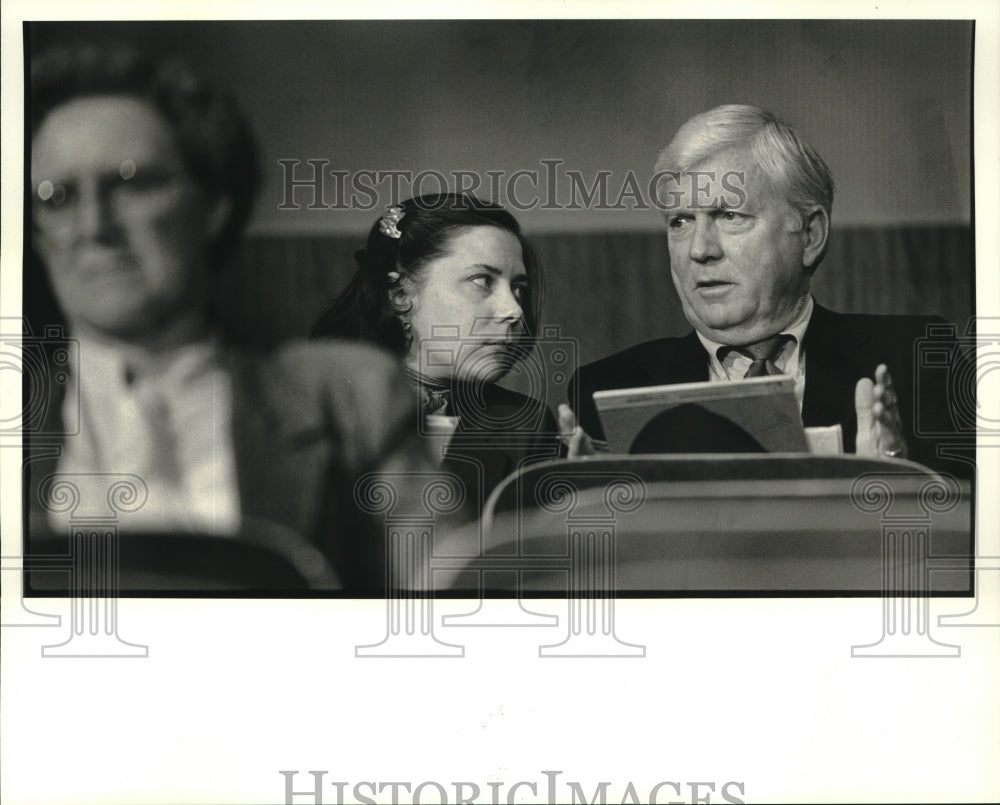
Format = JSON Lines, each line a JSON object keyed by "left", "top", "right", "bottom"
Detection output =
{"left": 379, "top": 206, "right": 405, "bottom": 239}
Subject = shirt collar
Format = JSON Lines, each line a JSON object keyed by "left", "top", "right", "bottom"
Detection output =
{"left": 697, "top": 295, "right": 814, "bottom": 374}
{"left": 697, "top": 294, "right": 813, "bottom": 355}
{"left": 76, "top": 334, "right": 221, "bottom": 392}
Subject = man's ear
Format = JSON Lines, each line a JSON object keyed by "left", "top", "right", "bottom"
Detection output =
{"left": 801, "top": 206, "right": 830, "bottom": 271}
{"left": 206, "top": 195, "right": 232, "bottom": 241}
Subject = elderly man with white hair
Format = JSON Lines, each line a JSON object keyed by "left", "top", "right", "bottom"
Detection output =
{"left": 561, "top": 104, "right": 967, "bottom": 475}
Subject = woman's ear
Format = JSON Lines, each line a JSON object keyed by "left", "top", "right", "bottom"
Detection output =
{"left": 387, "top": 272, "right": 415, "bottom": 314}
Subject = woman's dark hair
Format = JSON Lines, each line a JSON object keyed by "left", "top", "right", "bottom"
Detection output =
{"left": 29, "top": 43, "right": 260, "bottom": 267}
{"left": 311, "top": 193, "right": 543, "bottom": 357}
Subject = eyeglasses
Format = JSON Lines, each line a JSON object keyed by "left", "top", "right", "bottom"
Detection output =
{"left": 32, "top": 160, "right": 192, "bottom": 234}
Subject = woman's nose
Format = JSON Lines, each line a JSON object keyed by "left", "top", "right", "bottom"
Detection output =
{"left": 493, "top": 283, "right": 524, "bottom": 323}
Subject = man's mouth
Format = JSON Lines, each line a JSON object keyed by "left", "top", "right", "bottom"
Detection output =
{"left": 76, "top": 247, "right": 136, "bottom": 274}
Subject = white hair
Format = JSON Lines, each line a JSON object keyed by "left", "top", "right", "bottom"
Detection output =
{"left": 654, "top": 104, "right": 834, "bottom": 223}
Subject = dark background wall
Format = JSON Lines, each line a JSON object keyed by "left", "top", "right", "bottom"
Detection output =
{"left": 30, "top": 20, "right": 972, "bottom": 232}
{"left": 27, "top": 20, "right": 974, "bottom": 405}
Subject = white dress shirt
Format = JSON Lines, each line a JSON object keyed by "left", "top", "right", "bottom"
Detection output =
{"left": 695, "top": 295, "right": 813, "bottom": 410}
{"left": 53, "top": 337, "right": 240, "bottom": 534}
{"left": 691, "top": 297, "right": 843, "bottom": 453}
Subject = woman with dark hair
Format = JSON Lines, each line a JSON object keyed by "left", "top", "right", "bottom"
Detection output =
{"left": 313, "top": 193, "right": 565, "bottom": 509}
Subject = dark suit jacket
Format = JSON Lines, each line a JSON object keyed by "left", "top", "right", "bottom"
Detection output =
{"left": 441, "top": 382, "right": 562, "bottom": 515}
{"left": 570, "top": 303, "right": 971, "bottom": 476}
{"left": 24, "top": 339, "right": 438, "bottom": 590}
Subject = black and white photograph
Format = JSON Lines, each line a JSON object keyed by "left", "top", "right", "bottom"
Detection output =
{"left": 1, "top": 2, "right": 998, "bottom": 804}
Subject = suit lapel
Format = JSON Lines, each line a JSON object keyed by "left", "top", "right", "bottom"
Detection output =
{"left": 25, "top": 353, "right": 68, "bottom": 541}
{"left": 228, "top": 349, "right": 331, "bottom": 534}
{"left": 643, "top": 331, "right": 710, "bottom": 386}
{"left": 801, "top": 304, "right": 871, "bottom": 453}
{"left": 444, "top": 385, "right": 538, "bottom": 505}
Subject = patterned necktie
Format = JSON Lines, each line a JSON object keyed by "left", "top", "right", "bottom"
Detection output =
{"left": 403, "top": 366, "right": 451, "bottom": 415}
{"left": 722, "top": 334, "right": 793, "bottom": 378}
{"left": 125, "top": 363, "right": 183, "bottom": 486}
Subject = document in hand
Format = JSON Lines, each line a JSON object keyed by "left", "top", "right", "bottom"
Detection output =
{"left": 593, "top": 375, "right": 809, "bottom": 454}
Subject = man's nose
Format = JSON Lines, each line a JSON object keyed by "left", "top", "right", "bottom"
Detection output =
{"left": 73, "top": 182, "right": 118, "bottom": 243}
{"left": 689, "top": 217, "right": 722, "bottom": 262}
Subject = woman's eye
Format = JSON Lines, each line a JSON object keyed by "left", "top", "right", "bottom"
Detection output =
{"left": 667, "top": 216, "right": 689, "bottom": 230}
{"left": 511, "top": 283, "right": 527, "bottom": 301}
{"left": 470, "top": 275, "right": 494, "bottom": 290}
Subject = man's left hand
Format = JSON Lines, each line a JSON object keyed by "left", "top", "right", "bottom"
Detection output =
{"left": 855, "top": 363, "right": 909, "bottom": 460}
{"left": 558, "top": 403, "right": 598, "bottom": 458}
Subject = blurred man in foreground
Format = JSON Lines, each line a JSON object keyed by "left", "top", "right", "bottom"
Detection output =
{"left": 25, "top": 45, "right": 436, "bottom": 589}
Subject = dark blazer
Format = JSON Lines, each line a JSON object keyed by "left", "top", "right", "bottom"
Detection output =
{"left": 570, "top": 303, "right": 971, "bottom": 476}
{"left": 441, "top": 382, "right": 562, "bottom": 514}
{"left": 24, "top": 340, "right": 439, "bottom": 590}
